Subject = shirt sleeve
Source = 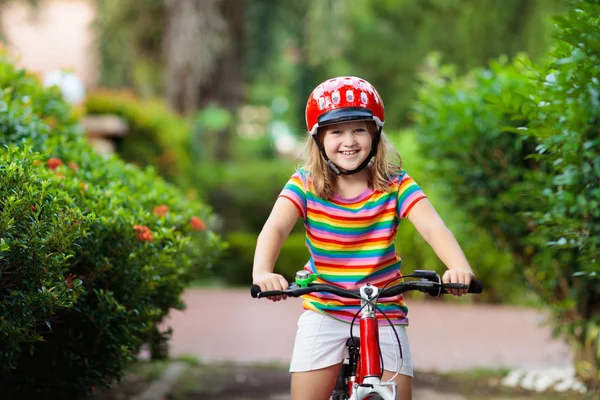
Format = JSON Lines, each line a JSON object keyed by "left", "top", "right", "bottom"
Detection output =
{"left": 397, "top": 172, "right": 427, "bottom": 219}
{"left": 278, "top": 170, "right": 307, "bottom": 220}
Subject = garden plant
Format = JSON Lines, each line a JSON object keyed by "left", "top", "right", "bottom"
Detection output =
{"left": 414, "top": 0, "right": 600, "bottom": 390}
{"left": 0, "top": 55, "right": 223, "bottom": 399}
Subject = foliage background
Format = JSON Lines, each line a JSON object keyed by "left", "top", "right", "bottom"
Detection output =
{"left": 2, "top": 0, "right": 600, "bottom": 395}
{"left": 0, "top": 56, "right": 222, "bottom": 399}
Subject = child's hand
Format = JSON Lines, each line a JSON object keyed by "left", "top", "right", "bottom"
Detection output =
{"left": 253, "top": 272, "right": 289, "bottom": 302}
{"left": 442, "top": 269, "right": 475, "bottom": 296}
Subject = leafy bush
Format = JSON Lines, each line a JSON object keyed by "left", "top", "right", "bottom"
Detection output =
{"left": 0, "top": 56, "right": 223, "bottom": 398}
{"left": 217, "top": 231, "right": 308, "bottom": 285}
{"left": 413, "top": 0, "right": 600, "bottom": 390}
{"left": 196, "top": 159, "right": 301, "bottom": 233}
{"left": 0, "top": 146, "right": 93, "bottom": 366}
{"left": 519, "top": 0, "right": 600, "bottom": 389}
{"left": 388, "top": 130, "right": 520, "bottom": 303}
{"left": 414, "top": 53, "right": 547, "bottom": 266}
{"left": 412, "top": 55, "right": 547, "bottom": 302}
{"left": 85, "top": 89, "right": 192, "bottom": 186}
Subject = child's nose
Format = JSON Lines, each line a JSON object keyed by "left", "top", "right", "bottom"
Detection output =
{"left": 342, "top": 132, "right": 357, "bottom": 145}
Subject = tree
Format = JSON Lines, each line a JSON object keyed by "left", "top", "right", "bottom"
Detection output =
{"left": 163, "top": 0, "right": 227, "bottom": 115}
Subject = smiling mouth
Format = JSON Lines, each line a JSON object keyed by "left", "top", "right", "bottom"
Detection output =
{"left": 340, "top": 150, "right": 359, "bottom": 155}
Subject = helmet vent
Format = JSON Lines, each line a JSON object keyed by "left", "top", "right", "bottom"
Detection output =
{"left": 331, "top": 90, "right": 340, "bottom": 104}
{"left": 346, "top": 90, "right": 354, "bottom": 102}
{"left": 318, "top": 96, "right": 326, "bottom": 109}
{"left": 360, "top": 92, "right": 368, "bottom": 104}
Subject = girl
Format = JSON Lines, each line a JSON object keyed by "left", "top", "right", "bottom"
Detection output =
{"left": 252, "top": 76, "right": 475, "bottom": 400}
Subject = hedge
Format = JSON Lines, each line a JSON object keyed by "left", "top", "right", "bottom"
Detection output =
{"left": 0, "top": 55, "right": 223, "bottom": 399}
{"left": 413, "top": 0, "right": 600, "bottom": 390}
{"left": 85, "top": 89, "right": 191, "bottom": 187}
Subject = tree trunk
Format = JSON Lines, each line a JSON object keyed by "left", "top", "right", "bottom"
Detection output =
{"left": 164, "top": 0, "right": 227, "bottom": 115}
{"left": 199, "top": 0, "right": 245, "bottom": 161}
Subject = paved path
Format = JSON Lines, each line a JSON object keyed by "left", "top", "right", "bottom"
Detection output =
{"left": 161, "top": 288, "right": 572, "bottom": 372}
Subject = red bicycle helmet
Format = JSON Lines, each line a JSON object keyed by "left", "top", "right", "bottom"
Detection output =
{"left": 305, "top": 76, "right": 385, "bottom": 135}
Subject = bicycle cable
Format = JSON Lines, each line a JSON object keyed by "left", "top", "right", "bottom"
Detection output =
{"left": 374, "top": 274, "right": 410, "bottom": 382}
{"left": 349, "top": 299, "right": 405, "bottom": 382}
{"left": 348, "top": 277, "right": 407, "bottom": 381}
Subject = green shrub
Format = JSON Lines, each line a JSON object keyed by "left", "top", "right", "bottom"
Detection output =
{"left": 217, "top": 231, "right": 308, "bottom": 285}
{"left": 196, "top": 159, "right": 301, "bottom": 233}
{"left": 519, "top": 0, "right": 600, "bottom": 389}
{"left": 85, "top": 89, "right": 192, "bottom": 187}
{"left": 388, "top": 129, "right": 523, "bottom": 303}
{"left": 414, "top": 52, "right": 546, "bottom": 265}
{"left": 413, "top": 0, "right": 600, "bottom": 390}
{"left": 0, "top": 56, "right": 223, "bottom": 398}
{"left": 0, "top": 146, "right": 93, "bottom": 367}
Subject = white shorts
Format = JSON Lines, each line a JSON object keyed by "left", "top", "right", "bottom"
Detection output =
{"left": 289, "top": 310, "right": 413, "bottom": 377}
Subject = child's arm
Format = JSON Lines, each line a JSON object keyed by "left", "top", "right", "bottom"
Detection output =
{"left": 407, "top": 198, "right": 474, "bottom": 296}
{"left": 252, "top": 197, "right": 300, "bottom": 301}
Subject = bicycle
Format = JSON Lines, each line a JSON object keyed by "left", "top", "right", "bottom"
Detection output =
{"left": 251, "top": 269, "right": 483, "bottom": 400}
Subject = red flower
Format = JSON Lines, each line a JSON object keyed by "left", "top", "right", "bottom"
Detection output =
{"left": 152, "top": 205, "right": 169, "bottom": 217}
{"left": 133, "top": 225, "right": 154, "bottom": 242}
{"left": 65, "top": 273, "right": 77, "bottom": 288}
{"left": 190, "top": 216, "right": 206, "bottom": 231}
{"left": 47, "top": 157, "right": 63, "bottom": 170}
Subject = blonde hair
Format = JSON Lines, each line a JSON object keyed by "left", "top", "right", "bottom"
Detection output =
{"left": 301, "top": 122, "right": 403, "bottom": 199}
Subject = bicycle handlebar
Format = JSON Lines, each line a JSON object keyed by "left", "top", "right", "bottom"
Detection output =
{"left": 250, "top": 276, "right": 483, "bottom": 299}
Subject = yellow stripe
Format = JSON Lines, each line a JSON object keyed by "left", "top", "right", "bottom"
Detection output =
{"left": 308, "top": 237, "right": 394, "bottom": 250}
{"left": 315, "top": 265, "right": 378, "bottom": 274}
{"left": 309, "top": 212, "right": 396, "bottom": 227}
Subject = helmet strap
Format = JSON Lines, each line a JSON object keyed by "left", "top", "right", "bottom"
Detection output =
{"left": 312, "top": 127, "right": 382, "bottom": 176}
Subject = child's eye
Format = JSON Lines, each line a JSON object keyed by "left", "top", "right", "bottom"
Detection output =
{"left": 330, "top": 130, "right": 342, "bottom": 135}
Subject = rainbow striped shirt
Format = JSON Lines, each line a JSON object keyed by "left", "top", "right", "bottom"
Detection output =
{"left": 279, "top": 168, "right": 426, "bottom": 326}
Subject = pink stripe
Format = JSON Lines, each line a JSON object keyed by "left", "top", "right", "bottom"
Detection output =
{"left": 307, "top": 199, "right": 393, "bottom": 217}
{"left": 313, "top": 254, "right": 397, "bottom": 266}
{"left": 308, "top": 226, "right": 394, "bottom": 241}
{"left": 399, "top": 193, "right": 425, "bottom": 217}
{"left": 279, "top": 192, "right": 304, "bottom": 209}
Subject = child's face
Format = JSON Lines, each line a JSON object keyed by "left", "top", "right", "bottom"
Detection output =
{"left": 321, "top": 120, "right": 373, "bottom": 171}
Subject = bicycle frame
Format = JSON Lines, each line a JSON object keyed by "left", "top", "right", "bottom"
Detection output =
{"left": 346, "top": 284, "right": 397, "bottom": 400}
{"left": 251, "top": 270, "right": 483, "bottom": 400}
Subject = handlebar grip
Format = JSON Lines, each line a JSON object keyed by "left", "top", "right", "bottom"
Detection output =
{"left": 250, "top": 285, "right": 291, "bottom": 298}
{"left": 250, "top": 285, "right": 262, "bottom": 298}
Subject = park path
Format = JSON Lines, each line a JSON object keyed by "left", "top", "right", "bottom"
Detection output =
{"left": 161, "top": 288, "right": 572, "bottom": 372}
